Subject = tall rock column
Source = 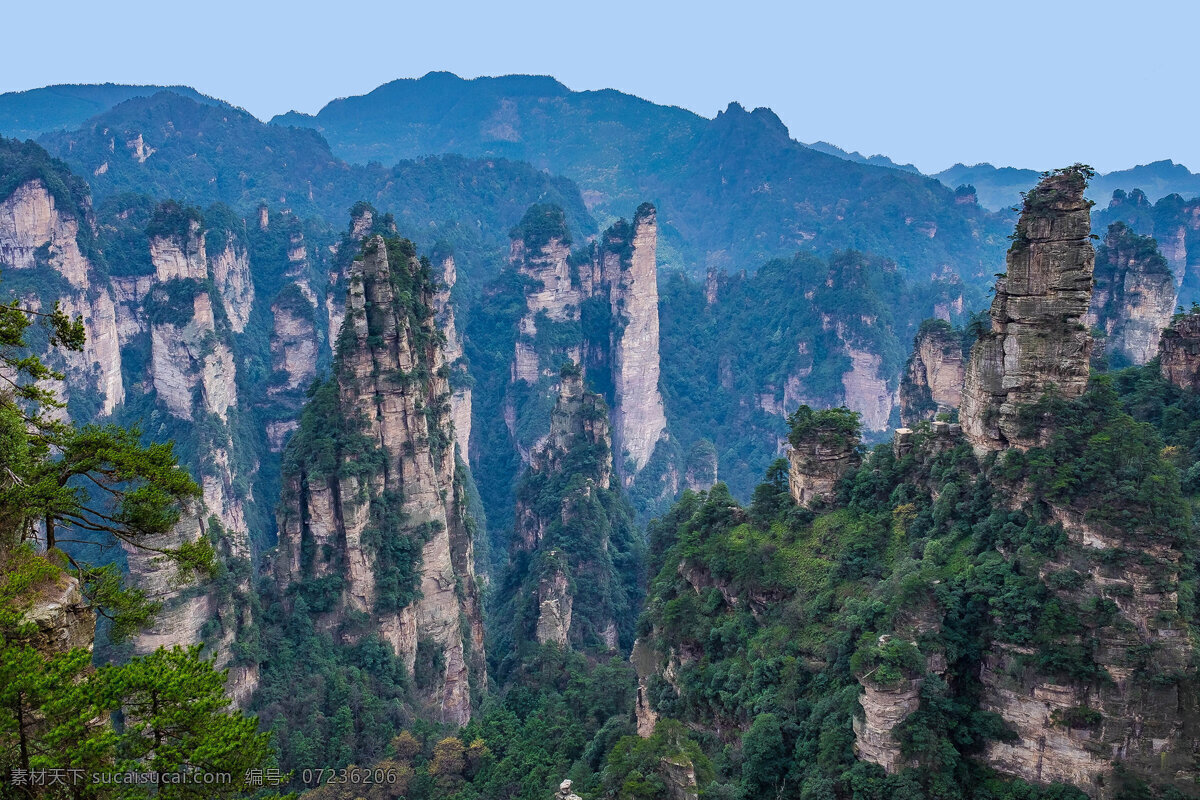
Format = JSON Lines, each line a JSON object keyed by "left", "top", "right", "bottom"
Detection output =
{"left": 960, "top": 167, "right": 1096, "bottom": 453}
{"left": 603, "top": 204, "right": 668, "bottom": 478}
{"left": 433, "top": 253, "right": 473, "bottom": 461}
{"left": 505, "top": 364, "right": 641, "bottom": 653}
{"left": 785, "top": 406, "right": 860, "bottom": 507}
{"left": 275, "top": 235, "right": 486, "bottom": 726}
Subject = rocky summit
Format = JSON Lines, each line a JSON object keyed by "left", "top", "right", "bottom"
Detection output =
{"left": 961, "top": 166, "right": 1097, "bottom": 452}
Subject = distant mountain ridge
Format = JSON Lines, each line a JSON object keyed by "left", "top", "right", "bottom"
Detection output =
{"left": 0, "top": 83, "right": 230, "bottom": 140}
{"left": 272, "top": 71, "right": 1009, "bottom": 282}
{"left": 935, "top": 159, "right": 1200, "bottom": 211}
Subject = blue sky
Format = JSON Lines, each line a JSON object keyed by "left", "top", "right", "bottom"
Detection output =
{"left": 3, "top": 0, "right": 1193, "bottom": 174}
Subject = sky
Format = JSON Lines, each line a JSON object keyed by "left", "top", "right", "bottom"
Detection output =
{"left": 1, "top": 0, "right": 1194, "bottom": 174}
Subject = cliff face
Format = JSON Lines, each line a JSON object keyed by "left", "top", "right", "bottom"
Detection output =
{"left": 1159, "top": 310, "right": 1200, "bottom": 390}
{"left": 602, "top": 205, "right": 668, "bottom": 475}
{"left": 274, "top": 235, "right": 485, "bottom": 726}
{"left": 786, "top": 409, "right": 860, "bottom": 507}
{"left": 961, "top": 168, "right": 1095, "bottom": 453}
{"left": 899, "top": 320, "right": 965, "bottom": 426}
{"left": 1097, "top": 189, "right": 1200, "bottom": 306}
{"left": 506, "top": 203, "right": 666, "bottom": 483}
{"left": 504, "top": 367, "right": 640, "bottom": 653}
{"left": 0, "top": 179, "right": 124, "bottom": 416}
{"left": 433, "top": 254, "right": 473, "bottom": 460}
{"left": 1086, "top": 222, "right": 1176, "bottom": 366}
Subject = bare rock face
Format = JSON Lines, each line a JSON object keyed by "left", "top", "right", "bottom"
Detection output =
{"left": 631, "top": 638, "right": 661, "bottom": 738}
{"left": 1159, "top": 310, "right": 1200, "bottom": 389}
{"left": 853, "top": 676, "right": 923, "bottom": 773}
{"left": 786, "top": 410, "right": 860, "bottom": 507}
{"left": 841, "top": 344, "right": 896, "bottom": 432}
{"left": 1086, "top": 222, "right": 1176, "bottom": 366}
{"left": 961, "top": 167, "right": 1096, "bottom": 453}
{"left": 606, "top": 205, "right": 668, "bottom": 475}
{"left": 507, "top": 203, "right": 666, "bottom": 482}
{"left": 0, "top": 180, "right": 124, "bottom": 415}
{"left": 535, "top": 560, "right": 573, "bottom": 647}
{"left": 433, "top": 254, "right": 473, "bottom": 460}
{"left": 20, "top": 571, "right": 96, "bottom": 656}
{"left": 899, "top": 320, "right": 965, "bottom": 426}
{"left": 275, "top": 235, "right": 486, "bottom": 726}
{"left": 269, "top": 290, "right": 318, "bottom": 395}
{"left": 210, "top": 233, "right": 255, "bottom": 333}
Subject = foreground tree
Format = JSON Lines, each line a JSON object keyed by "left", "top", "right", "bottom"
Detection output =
{"left": 0, "top": 277, "right": 285, "bottom": 798}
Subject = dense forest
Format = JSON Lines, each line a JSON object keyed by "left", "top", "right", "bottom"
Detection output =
{"left": 1, "top": 72, "right": 1200, "bottom": 800}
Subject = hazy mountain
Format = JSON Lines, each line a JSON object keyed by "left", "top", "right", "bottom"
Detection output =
{"left": 0, "top": 83, "right": 229, "bottom": 140}
{"left": 935, "top": 159, "right": 1200, "bottom": 211}
{"left": 801, "top": 140, "right": 921, "bottom": 173}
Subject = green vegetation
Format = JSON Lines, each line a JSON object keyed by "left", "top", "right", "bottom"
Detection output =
{"left": 627, "top": 367, "right": 1194, "bottom": 799}
{"left": 0, "top": 267, "right": 279, "bottom": 798}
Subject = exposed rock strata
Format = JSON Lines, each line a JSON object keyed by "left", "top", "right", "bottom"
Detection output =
{"left": 433, "top": 254, "right": 473, "bottom": 460}
{"left": 0, "top": 179, "right": 124, "bottom": 415}
{"left": 961, "top": 168, "right": 1096, "bottom": 453}
{"left": 275, "top": 235, "right": 485, "bottom": 725}
{"left": 507, "top": 204, "right": 666, "bottom": 482}
{"left": 1086, "top": 222, "right": 1175, "bottom": 366}
{"left": 787, "top": 415, "right": 860, "bottom": 507}
{"left": 899, "top": 320, "right": 965, "bottom": 425}
{"left": 1159, "top": 310, "right": 1200, "bottom": 390}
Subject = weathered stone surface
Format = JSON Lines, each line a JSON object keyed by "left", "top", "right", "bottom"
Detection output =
{"left": 276, "top": 236, "right": 485, "bottom": 726}
{"left": 21, "top": 572, "right": 95, "bottom": 656}
{"left": 899, "top": 321, "right": 964, "bottom": 426}
{"left": 507, "top": 204, "right": 666, "bottom": 482}
{"left": 433, "top": 254, "right": 473, "bottom": 460}
{"left": 853, "top": 676, "right": 923, "bottom": 774}
{"left": 210, "top": 234, "right": 254, "bottom": 333}
{"left": 1086, "top": 222, "right": 1175, "bottom": 366}
{"left": 535, "top": 561, "right": 573, "bottom": 647}
{"left": 787, "top": 417, "right": 859, "bottom": 507}
{"left": 269, "top": 293, "right": 318, "bottom": 395}
{"left": 1158, "top": 310, "right": 1200, "bottom": 390}
{"left": 961, "top": 168, "right": 1096, "bottom": 453}
{"left": 0, "top": 180, "right": 124, "bottom": 414}
{"left": 608, "top": 205, "right": 668, "bottom": 474}
{"left": 631, "top": 638, "right": 661, "bottom": 738}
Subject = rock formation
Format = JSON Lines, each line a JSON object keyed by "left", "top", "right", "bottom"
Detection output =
{"left": 506, "top": 364, "right": 640, "bottom": 652}
{"left": 899, "top": 320, "right": 965, "bottom": 425}
{"left": 961, "top": 167, "right": 1096, "bottom": 453}
{"left": 507, "top": 203, "right": 667, "bottom": 482}
{"left": 433, "top": 253, "right": 473, "bottom": 460}
{"left": 0, "top": 179, "right": 124, "bottom": 416}
{"left": 978, "top": 503, "right": 1198, "bottom": 796}
{"left": 1159, "top": 310, "right": 1200, "bottom": 390}
{"left": 785, "top": 407, "right": 860, "bottom": 507}
{"left": 274, "top": 234, "right": 485, "bottom": 726}
{"left": 1086, "top": 222, "right": 1176, "bottom": 366}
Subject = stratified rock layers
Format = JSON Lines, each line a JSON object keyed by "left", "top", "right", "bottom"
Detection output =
{"left": 275, "top": 235, "right": 485, "bottom": 726}
{"left": 1159, "top": 311, "right": 1200, "bottom": 390}
{"left": 961, "top": 169, "right": 1095, "bottom": 452}
{"left": 508, "top": 204, "right": 666, "bottom": 480}
{"left": 899, "top": 321, "right": 964, "bottom": 426}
